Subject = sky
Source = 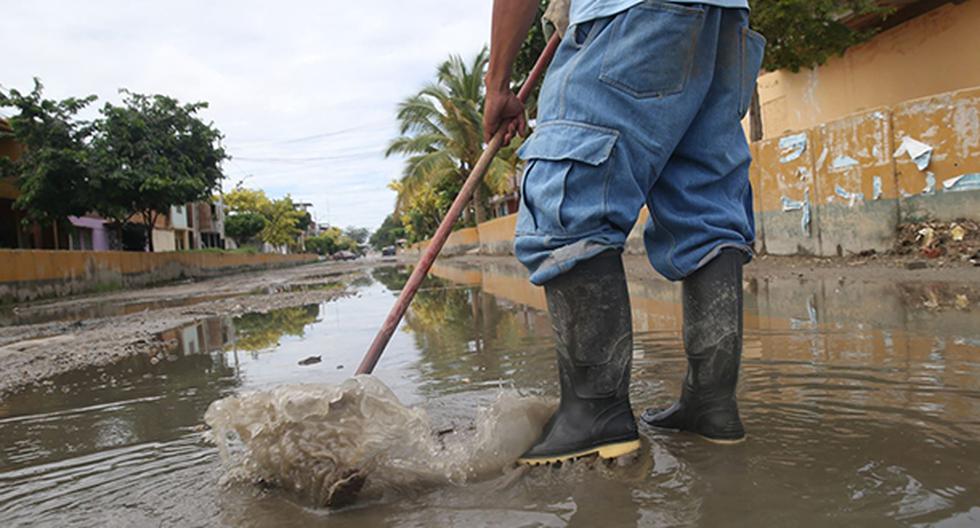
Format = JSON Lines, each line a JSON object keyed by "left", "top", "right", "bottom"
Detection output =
{"left": 0, "top": 1, "right": 495, "bottom": 231}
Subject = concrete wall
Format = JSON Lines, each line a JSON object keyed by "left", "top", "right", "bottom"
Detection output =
{"left": 0, "top": 250, "right": 317, "bottom": 304}
{"left": 476, "top": 215, "right": 517, "bottom": 255}
{"left": 420, "top": 84, "right": 978, "bottom": 260}
{"left": 757, "top": 86, "right": 980, "bottom": 256}
{"left": 753, "top": 0, "right": 980, "bottom": 140}
{"left": 892, "top": 87, "right": 980, "bottom": 222}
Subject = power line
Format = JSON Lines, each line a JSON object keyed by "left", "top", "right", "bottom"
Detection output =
{"left": 230, "top": 120, "right": 392, "bottom": 148}
{"left": 233, "top": 148, "right": 384, "bottom": 164}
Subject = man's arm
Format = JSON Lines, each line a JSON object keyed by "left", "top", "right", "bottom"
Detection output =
{"left": 483, "top": 0, "right": 539, "bottom": 144}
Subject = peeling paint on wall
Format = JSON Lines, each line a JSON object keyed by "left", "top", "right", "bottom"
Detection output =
{"left": 780, "top": 190, "right": 812, "bottom": 236}
{"left": 831, "top": 155, "right": 860, "bottom": 170}
{"left": 781, "top": 196, "right": 804, "bottom": 212}
{"left": 923, "top": 172, "right": 937, "bottom": 195}
{"left": 779, "top": 133, "right": 808, "bottom": 164}
{"left": 835, "top": 185, "right": 864, "bottom": 207}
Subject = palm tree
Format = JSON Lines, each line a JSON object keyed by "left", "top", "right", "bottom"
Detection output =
{"left": 386, "top": 49, "right": 516, "bottom": 230}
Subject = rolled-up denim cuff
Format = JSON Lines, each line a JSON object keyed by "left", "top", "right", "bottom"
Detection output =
{"left": 522, "top": 239, "right": 623, "bottom": 286}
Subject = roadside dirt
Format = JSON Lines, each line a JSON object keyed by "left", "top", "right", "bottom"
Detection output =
{"left": 0, "top": 260, "right": 378, "bottom": 396}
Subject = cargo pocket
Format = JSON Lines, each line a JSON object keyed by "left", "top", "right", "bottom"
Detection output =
{"left": 737, "top": 27, "right": 766, "bottom": 119}
{"left": 599, "top": 2, "right": 705, "bottom": 99}
{"left": 516, "top": 121, "right": 620, "bottom": 235}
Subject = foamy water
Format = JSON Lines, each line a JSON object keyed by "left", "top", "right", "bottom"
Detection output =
{"left": 204, "top": 376, "right": 556, "bottom": 507}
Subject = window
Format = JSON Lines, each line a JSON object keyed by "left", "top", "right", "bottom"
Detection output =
{"left": 70, "top": 227, "right": 94, "bottom": 250}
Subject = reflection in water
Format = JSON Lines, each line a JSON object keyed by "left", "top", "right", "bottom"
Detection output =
{"left": 1, "top": 261, "right": 979, "bottom": 527}
{"left": 230, "top": 305, "right": 321, "bottom": 353}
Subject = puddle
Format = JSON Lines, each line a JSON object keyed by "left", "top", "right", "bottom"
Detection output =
{"left": 1, "top": 262, "right": 979, "bottom": 526}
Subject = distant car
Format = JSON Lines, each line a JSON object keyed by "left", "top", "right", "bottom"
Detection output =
{"left": 332, "top": 250, "right": 358, "bottom": 261}
{"left": 381, "top": 245, "right": 396, "bottom": 257}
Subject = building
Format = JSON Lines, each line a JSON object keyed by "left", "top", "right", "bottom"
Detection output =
{"left": 189, "top": 199, "right": 226, "bottom": 249}
{"left": 150, "top": 200, "right": 227, "bottom": 252}
{"left": 67, "top": 215, "right": 111, "bottom": 251}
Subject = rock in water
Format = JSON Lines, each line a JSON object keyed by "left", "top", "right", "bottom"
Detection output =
{"left": 204, "top": 376, "right": 554, "bottom": 508}
{"left": 298, "top": 355, "right": 321, "bottom": 366}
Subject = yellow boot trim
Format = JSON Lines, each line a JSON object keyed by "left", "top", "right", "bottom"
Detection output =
{"left": 697, "top": 433, "right": 747, "bottom": 445}
{"left": 517, "top": 439, "right": 641, "bottom": 466}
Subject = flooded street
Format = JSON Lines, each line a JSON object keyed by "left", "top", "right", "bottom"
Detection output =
{"left": 1, "top": 259, "right": 980, "bottom": 527}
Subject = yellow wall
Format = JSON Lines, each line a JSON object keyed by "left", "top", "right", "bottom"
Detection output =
{"left": 754, "top": 0, "right": 980, "bottom": 139}
{"left": 447, "top": 226, "right": 479, "bottom": 248}
{"left": 476, "top": 214, "right": 517, "bottom": 251}
{"left": 0, "top": 249, "right": 315, "bottom": 284}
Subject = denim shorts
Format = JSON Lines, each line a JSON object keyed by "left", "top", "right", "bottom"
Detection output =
{"left": 514, "top": 2, "right": 766, "bottom": 284}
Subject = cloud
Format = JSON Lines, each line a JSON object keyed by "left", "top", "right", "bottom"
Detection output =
{"left": 0, "top": 0, "right": 493, "bottom": 229}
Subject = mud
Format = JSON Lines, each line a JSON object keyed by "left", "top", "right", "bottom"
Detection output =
{"left": 0, "top": 260, "right": 366, "bottom": 396}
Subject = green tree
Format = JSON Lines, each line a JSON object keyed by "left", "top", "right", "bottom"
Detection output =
{"left": 386, "top": 49, "right": 516, "bottom": 238}
{"left": 259, "top": 196, "right": 304, "bottom": 249}
{"left": 91, "top": 91, "right": 227, "bottom": 250}
{"left": 223, "top": 186, "right": 305, "bottom": 251}
{"left": 224, "top": 186, "right": 271, "bottom": 214}
{"left": 747, "top": 0, "right": 891, "bottom": 139}
{"left": 295, "top": 210, "right": 313, "bottom": 232}
{"left": 369, "top": 213, "right": 405, "bottom": 250}
{"left": 0, "top": 79, "right": 98, "bottom": 247}
{"left": 343, "top": 226, "right": 370, "bottom": 245}
{"left": 305, "top": 226, "right": 359, "bottom": 256}
{"left": 753, "top": 0, "right": 889, "bottom": 73}
{"left": 511, "top": 0, "right": 548, "bottom": 101}
{"left": 224, "top": 212, "right": 266, "bottom": 245}
{"left": 232, "top": 304, "right": 321, "bottom": 353}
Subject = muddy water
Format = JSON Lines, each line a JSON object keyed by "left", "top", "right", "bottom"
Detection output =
{"left": 1, "top": 262, "right": 980, "bottom": 527}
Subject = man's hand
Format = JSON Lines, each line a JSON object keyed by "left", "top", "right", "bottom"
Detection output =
{"left": 483, "top": 87, "right": 527, "bottom": 144}
{"left": 484, "top": 0, "right": 539, "bottom": 145}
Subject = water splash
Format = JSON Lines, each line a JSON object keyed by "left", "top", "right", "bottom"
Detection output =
{"left": 204, "top": 376, "right": 555, "bottom": 507}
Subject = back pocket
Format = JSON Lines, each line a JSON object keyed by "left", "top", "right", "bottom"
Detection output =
{"left": 599, "top": 2, "right": 705, "bottom": 99}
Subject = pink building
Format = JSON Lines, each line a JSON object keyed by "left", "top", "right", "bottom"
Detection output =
{"left": 67, "top": 215, "right": 111, "bottom": 251}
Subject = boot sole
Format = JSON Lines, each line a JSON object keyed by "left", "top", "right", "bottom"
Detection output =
{"left": 516, "top": 439, "right": 641, "bottom": 466}
{"left": 645, "top": 423, "right": 746, "bottom": 445}
{"left": 698, "top": 433, "right": 746, "bottom": 445}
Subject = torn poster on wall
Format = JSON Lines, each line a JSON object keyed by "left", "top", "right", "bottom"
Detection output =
{"left": 894, "top": 137, "right": 933, "bottom": 171}
{"left": 835, "top": 185, "right": 864, "bottom": 207}
{"left": 781, "top": 189, "right": 811, "bottom": 236}
{"left": 779, "top": 133, "right": 808, "bottom": 164}
{"left": 831, "top": 155, "right": 860, "bottom": 170}
{"left": 942, "top": 173, "right": 980, "bottom": 192}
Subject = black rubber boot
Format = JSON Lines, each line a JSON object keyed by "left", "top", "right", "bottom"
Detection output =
{"left": 641, "top": 248, "right": 746, "bottom": 443}
{"left": 518, "top": 250, "right": 640, "bottom": 465}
